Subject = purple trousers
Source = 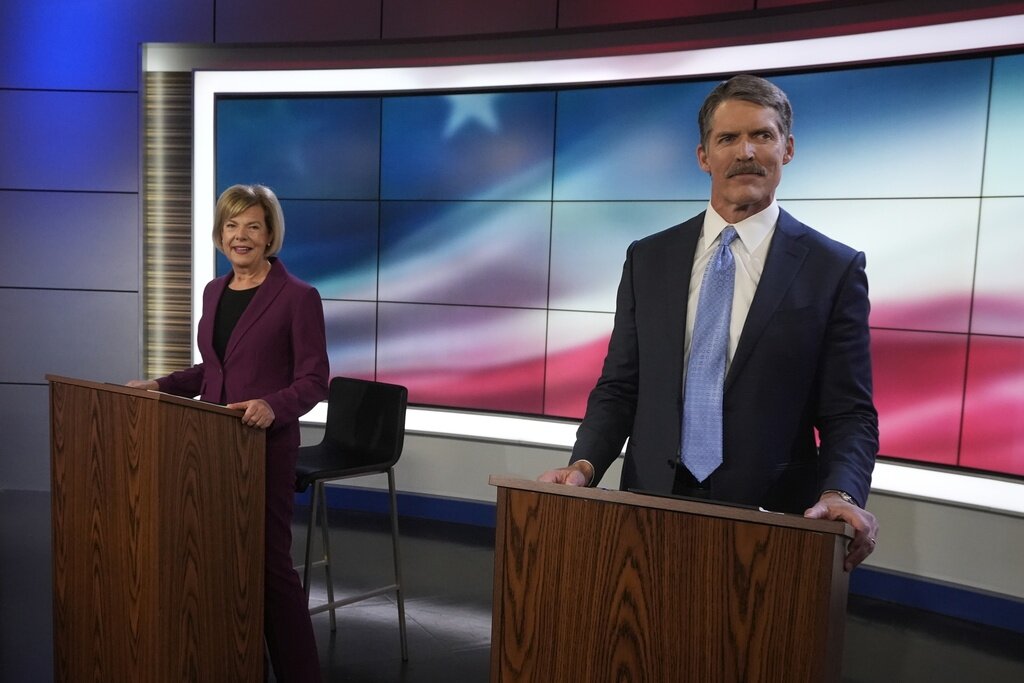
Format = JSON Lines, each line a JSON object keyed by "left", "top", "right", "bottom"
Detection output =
{"left": 264, "top": 434, "right": 321, "bottom": 682}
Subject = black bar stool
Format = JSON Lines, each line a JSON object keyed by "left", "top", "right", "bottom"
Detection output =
{"left": 294, "top": 376, "right": 409, "bottom": 661}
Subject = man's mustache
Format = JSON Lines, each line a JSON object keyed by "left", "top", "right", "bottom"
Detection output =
{"left": 726, "top": 162, "right": 767, "bottom": 177}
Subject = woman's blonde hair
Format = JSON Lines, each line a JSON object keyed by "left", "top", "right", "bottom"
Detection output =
{"left": 212, "top": 184, "right": 286, "bottom": 257}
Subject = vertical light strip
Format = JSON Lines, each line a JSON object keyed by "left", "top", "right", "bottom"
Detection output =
{"left": 142, "top": 72, "right": 194, "bottom": 378}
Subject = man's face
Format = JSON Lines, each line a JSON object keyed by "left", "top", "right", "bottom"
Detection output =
{"left": 697, "top": 99, "right": 794, "bottom": 220}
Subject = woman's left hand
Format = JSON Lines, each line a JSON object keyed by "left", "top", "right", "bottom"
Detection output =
{"left": 226, "top": 398, "right": 276, "bottom": 429}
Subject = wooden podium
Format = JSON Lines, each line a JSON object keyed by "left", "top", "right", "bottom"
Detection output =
{"left": 489, "top": 476, "right": 853, "bottom": 683}
{"left": 48, "top": 375, "right": 266, "bottom": 682}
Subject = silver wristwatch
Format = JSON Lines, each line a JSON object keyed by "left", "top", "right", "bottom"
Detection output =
{"left": 823, "top": 489, "right": 857, "bottom": 506}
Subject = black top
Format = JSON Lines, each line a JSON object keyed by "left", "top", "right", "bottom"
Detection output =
{"left": 213, "top": 285, "right": 259, "bottom": 360}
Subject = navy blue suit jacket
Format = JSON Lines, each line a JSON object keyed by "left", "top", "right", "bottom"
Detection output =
{"left": 570, "top": 209, "right": 878, "bottom": 513}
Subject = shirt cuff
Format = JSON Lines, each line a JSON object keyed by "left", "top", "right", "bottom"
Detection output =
{"left": 573, "top": 459, "right": 596, "bottom": 486}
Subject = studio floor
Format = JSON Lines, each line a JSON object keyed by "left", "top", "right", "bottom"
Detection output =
{"left": 2, "top": 489, "right": 1022, "bottom": 682}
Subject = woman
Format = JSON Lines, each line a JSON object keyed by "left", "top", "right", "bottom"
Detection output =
{"left": 129, "top": 184, "right": 328, "bottom": 682}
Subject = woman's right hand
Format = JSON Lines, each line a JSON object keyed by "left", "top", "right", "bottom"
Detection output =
{"left": 126, "top": 379, "right": 159, "bottom": 390}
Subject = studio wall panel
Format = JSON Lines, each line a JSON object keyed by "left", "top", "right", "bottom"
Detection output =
{"left": 0, "top": 91, "right": 138, "bottom": 192}
{"left": 553, "top": 83, "right": 707, "bottom": 201}
{"left": 376, "top": 302, "right": 548, "bottom": 413}
{"left": 0, "top": 290, "right": 138, "bottom": 385}
{"left": 775, "top": 61, "right": 990, "bottom": 200}
{"left": 984, "top": 53, "right": 1024, "bottom": 197}
{"left": 382, "top": 0, "right": 555, "bottom": 39}
{"left": 972, "top": 198, "right": 1024, "bottom": 337}
{"left": 0, "top": 385, "right": 50, "bottom": 491}
{"left": 960, "top": 335, "right": 1024, "bottom": 476}
{"left": 545, "top": 310, "right": 613, "bottom": 418}
{"left": 0, "top": 191, "right": 138, "bottom": 290}
{"left": 789, "top": 198, "right": 979, "bottom": 333}
{"left": 323, "top": 300, "right": 377, "bottom": 380}
{"left": 0, "top": 0, "right": 213, "bottom": 90}
{"left": 379, "top": 201, "right": 552, "bottom": 308}
{"left": 216, "top": 97, "right": 382, "bottom": 200}
{"left": 549, "top": 201, "right": 703, "bottom": 312}
{"left": 216, "top": 0, "right": 381, "bottom": 43}
{"left": 871, "top": 329, "right": 967, "bottom": 466}
{"left": 558, "top": 0, "right": 751, "bottom": 28}
{"left": 276, "top": 200, "right": 380, "bottom": 302}
{"left": 382, "top": 91, "right": 556, "bottom": 201}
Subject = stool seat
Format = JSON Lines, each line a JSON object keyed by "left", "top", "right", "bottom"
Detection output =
{"left": 295, "top": 443, "right": 392, "bottom": 491}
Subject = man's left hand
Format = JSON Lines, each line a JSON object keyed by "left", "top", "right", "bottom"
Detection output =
{"left": 804, "top": 492, "right": 879, "bottom": 572}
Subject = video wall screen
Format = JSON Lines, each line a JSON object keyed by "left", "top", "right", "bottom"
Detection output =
{"left": 214, "top": 52, "right": 1024, "bottom": 479}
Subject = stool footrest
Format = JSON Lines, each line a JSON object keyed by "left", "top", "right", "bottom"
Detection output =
{"left": 308, "top": 584, "right": 400, "bottom": 615}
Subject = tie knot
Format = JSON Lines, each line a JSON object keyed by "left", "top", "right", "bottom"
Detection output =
{"left": 720, "top": 226, "right": 738, "bottom": 248}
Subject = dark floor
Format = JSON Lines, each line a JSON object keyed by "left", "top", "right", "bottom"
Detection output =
{"left": 3, "top": 489, "right": 1023, "bottom": 682}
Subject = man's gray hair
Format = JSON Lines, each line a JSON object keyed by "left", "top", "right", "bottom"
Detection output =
{"left": 697, "top": 74, "right": 793, "bottom": 149}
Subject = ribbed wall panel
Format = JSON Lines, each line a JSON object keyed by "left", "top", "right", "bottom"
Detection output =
{"left": 142, "top": 72, "right": 194, "bottom": 379}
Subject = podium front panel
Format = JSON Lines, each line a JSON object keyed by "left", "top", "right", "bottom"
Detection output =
{"left": 490, "top": 480, "right": 849, "bottom": 683}
{"left": 49, "top": 377, "right": 265, "bottom": 682}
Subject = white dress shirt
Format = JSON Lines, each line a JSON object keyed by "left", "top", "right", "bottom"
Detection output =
{"left": 683, "top": 201, "right": 779, "bottom": 375}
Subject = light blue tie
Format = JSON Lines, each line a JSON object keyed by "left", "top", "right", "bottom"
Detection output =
{"left": 681, "top": 226, "right": 738, "bottom": 482}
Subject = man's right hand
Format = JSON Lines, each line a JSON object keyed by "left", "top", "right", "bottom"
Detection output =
{"left": 537, "top": 460, "right": 594, "bottom": 487}
{"left": 126, "top": 379, "right": 159, "bottom": 390}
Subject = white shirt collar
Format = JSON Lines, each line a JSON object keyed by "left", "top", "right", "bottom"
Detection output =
{"left": 701, "top": 201, "right": 779, "bottom": 253}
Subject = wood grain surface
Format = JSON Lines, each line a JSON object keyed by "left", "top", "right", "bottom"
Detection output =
{"left": 490, "top": 479, "right": 849, "bottom": 683}
{"left": 50, "top": 377, "right": 264, "bottom": 682}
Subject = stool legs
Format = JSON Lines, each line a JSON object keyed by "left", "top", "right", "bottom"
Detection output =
{"left": 387, "top": 469, "right": 408, "bottom": 661}
{"left": 299, "top": 473, "right": 408, "bottom": 659}
{"left": 301, "top": 483, "right": 318, "bottom": 601}
{"left": 299, "top": 483, "right": 315, "bottom": 602}
{"left": 301, "top": 482, "right": 339, "bottom": 631}
{"left": 318, "top": 483, "right": 337, "bottom": 632}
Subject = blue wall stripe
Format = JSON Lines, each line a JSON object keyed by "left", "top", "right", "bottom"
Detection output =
{"left": 296, "top": 483, "right": 497, "bottom": 528}
{"left": 850, "top": 566, "right": 1024, "bottom": 635}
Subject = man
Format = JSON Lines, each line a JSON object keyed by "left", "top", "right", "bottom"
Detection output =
{"left": 539, "top": 75, "right": 879, "bottom": 571}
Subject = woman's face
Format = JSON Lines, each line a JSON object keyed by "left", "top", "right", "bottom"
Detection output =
{"left": 221, "top": 204, "right": 271, "bottom": 271}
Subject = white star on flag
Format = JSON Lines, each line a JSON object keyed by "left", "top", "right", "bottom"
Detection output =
{"left": 444, "top": 94, "right": 501, "bottom": 137}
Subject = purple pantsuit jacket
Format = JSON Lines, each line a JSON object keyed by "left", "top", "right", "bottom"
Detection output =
{"left": 156, "top": 257, "right": 329, "bottom": 454}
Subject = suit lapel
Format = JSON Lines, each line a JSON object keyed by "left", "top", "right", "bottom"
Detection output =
{"left": 725, "top": 210, "right": 809, "bottom": 390}
{"left": 223, "top": 259, "right": 287, "bottom": 361}
{"left": 199, "top": 275, "right": 229, "bottom": 366}
{"left": 664, "top": 217, "right": 703, "bottom": 383}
